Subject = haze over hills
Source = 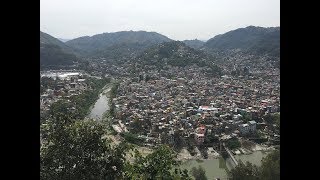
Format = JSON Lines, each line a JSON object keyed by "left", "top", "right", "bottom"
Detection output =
{"left": 203, "top": 26, "right": 280, "bottom": 57}
{"left": 40, "top": 26, "right": 280, "bottom": 69}
{"left": 182, "top": 39, "right": 205, "bottom": 49}
{"left": 65, "top": 31, "right": 172, "bottom": 57}
{"left": 40, "top": 31, "right": 78, "bottom": 69}
{"left": 58, "top": 38, "right": 71, "bottom": 42}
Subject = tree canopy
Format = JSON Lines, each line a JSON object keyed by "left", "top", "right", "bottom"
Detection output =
{"left": 190, "top": 166, "right": 208, "bottom": 180}
{"left": 229, "top": 150, "right": 280, "bottom": 180}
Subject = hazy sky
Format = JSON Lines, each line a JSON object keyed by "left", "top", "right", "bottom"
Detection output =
{"left": 40, "top": 0, "right": 280, "bottom": 41}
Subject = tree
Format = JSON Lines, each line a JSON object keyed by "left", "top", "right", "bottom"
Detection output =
{"left": 190, "top": 166, "right": 208, "bottom": 180}
{"left": 229, "top": 150, "right": 280, "bottom": 180}
{"left": 173, "top": 131, "right": 185, "bottom": 152}
{"left": 263, "top": 113, "right": 279, "bottom": 125}
{"left": 260, "top": 150, "right": 280, "bottom": 180}
{"left": 41, "top": 120, "right": 128, "bottom": 180}
{"left": 226, "top": 138, "right": 241, "bottom": 150}
{"left": 126, "top": 145, "right": 192, "bottom": 180}
{"left": 229, "top": 161, "right": 260, "bottom": 180}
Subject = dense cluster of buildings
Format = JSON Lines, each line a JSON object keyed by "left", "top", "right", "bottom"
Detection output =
{"left": 108, "top": 60, "right": 279, "bottom": 148}
{"left": 42, "top": 51, "right": 280, "bottom": 152}
{"left": 40, "top": 71, "right": 89, "bottom": 114}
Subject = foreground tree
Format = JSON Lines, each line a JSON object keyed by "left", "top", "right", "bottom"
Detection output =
{"left": 125, "top": 145, "right": 192, "bottom": 180}
{"left": 260, "top": 150, "right": 280, "bottom": 180}
{"left": 229, "top": 161, "right": 260, "bottom": 180}
{"left": 229, "top": 150, "right": 280, "bottom": 180}
{"left": 190, "top": 165, "right": 208, "bottom": 180}
{"left": 41, "top": 120, "right": 128, "bottom": 180}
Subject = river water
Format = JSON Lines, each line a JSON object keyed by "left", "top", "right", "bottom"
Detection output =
{"left": 88, "top": 87, "right": 111, "bottom": 120}
{"left": 181, "top": 151, "right": 269, "bottom": 180}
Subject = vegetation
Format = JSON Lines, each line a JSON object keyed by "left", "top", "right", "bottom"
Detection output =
{"left": 48, "top": 78, "right": 109, "bottom": 120}
{"left": 40, "top": 31, "right": 79, "bottom": 68}
{"left": 121, "top": 132, "right": 144, "bottom": 145}
{"left": 41, "top": 116, "right": 192, "bottom": 180}
{"left": 173, "top": 131, "right": 185, "bottom": 152}
{"left": 105, "top": 81, "right": 119, "bottom": 119}
{"left": 204, "top": 26, "right": 280, "bottom": 58}
{"left": 136, "top": 41, "right": 222, "bottom": 77}
{"left": 40, "top": 31, "right": 75, "bottom": 53}
{"left": 263, "top": 113, "right": 280, "bottom": 125}
{"left": 40, "top": 44, "right": 78, "bottom": 68}
{"left": 125, "top": 145, "right": 191, "bottom": 179}
{"left": 41, "top": 119, "right": 128, "bottom": 180}
{"left": 260, "top": 150, "right": 280, "bottom": 180}
{"left": 226, "top": 138, "right": 241, "bottom": 150}
{"left": 190, "top": 166, "right": 208, "bottom": 180}
{"left": 65, "top": 31, "right": 172, "bottom": 57}
{"left": 41, "top": 76, "right": 194, "bottom": 179}
{"left": 229, "top": 150, "right": 280, "bottom": 180}
{"left": 229, "top": 161, "right": 260, "bottom": 180}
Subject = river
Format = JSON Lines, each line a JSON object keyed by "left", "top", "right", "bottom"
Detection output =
{"left": 87, "top": 83, "right": 271, "bottom": 180}
{"left": 181, "top": 151, "right": 270, "bottom": 180}
{"left": 88, "top": 87, "right": 111, "bottom": 120}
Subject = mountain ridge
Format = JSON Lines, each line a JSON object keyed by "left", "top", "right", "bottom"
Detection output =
{"left": 204, "top": 26, "right": 280, "bottom": 57}
{"left": 65, "top": 31, "right": 173, "bottom": 57}
{"left": 40, "top": 31, "right": 78, "bottom": 68}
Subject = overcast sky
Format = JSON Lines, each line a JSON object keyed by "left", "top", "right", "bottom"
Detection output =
{"left": 40, "top": 0, "right": 280, "bottom": 41}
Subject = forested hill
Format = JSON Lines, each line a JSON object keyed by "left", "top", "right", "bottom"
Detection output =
{"left": 133, "top": 41, "right": 222, "bottom": 76}
{"left": 204, "top": 26, "right": 280, "bottom": 57}
{"left": 40, "top": 31, "right": 78, "bottom": 68}
{"left": 65, "top": 31, "right": 172, "bottom": 58}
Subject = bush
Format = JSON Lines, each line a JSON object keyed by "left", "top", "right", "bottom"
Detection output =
{"left": 226, "top": 138, "right": 241, "bottom": 150}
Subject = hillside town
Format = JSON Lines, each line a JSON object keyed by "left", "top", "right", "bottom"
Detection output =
{"left": 40, "top": 70, "right": 100, "bottom": 120}
{"left": 40, "top": 47, "right": 280, "bottom": 161}
{"left": 98, "top": 54, "right": 280, "bottom": 158}
{"left": 40, "top": 0, "right": 281, "bottom": 178}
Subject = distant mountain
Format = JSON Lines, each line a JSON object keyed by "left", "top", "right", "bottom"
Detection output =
{"left": 40, "top": 31, "right": 78, "bottom": 68}
{"left": 58, "top": 38, "right": 71, "bottom": 42}
{"left": 65, "top": 31, "right": 172, "bottom": 58}
{"left": 41, "top": 32, "right": 72, "bottom": 51}
{"left": 183, "top": 39, "right": 205, "bottom": 49}
{"left": 133, "top": 41, "right": 222, "bottom": 76}
{"left": 204, "top": 26, "right": 280, "bottom": 57}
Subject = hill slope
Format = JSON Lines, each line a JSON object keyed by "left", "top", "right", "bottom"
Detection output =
{"left": 40, "top": 31, "right": 78, "bottom": 68}
{"left": 204, "top": 26, "right": 280, "bottom": 57}
{"left": 132, "top": 41, "right": 222, "bottom": 76}
{"left": 66, "top": 31, "right": 172, "bottom": 58}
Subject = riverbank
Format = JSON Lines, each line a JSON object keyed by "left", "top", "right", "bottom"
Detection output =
{"left": 177, "top": 142, "right": 275, "bottom": 163}
{"left": 87, "top": 84, "right": 112, "bottom": 120}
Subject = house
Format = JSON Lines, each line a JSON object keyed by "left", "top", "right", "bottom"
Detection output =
{"left": 198, "top": 106, "right": 218, "bottom": 112}
{"left": 239, "top": 123, "right": 250, "bottom": 134}
{"left": 239, "top": 120, "right": 257, "bottom": 135}
{"left": 248, "top": 120, "right": 257, "bottom": 132}
{"left": 194, "top": 125, "right": 206, "bottom": 144}
{"left": 195, "top": 133, "right": 205, "bottom": 145}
